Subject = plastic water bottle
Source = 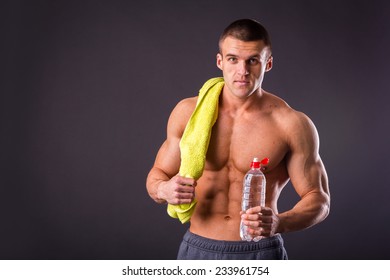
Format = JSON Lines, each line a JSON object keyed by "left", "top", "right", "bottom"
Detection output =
{"left": 240, "top": 157, "right": 268, "bottom": 242}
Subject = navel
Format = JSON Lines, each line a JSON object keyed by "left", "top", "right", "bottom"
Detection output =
{"left": 224, "top": 215, "right": 231, "bottom": 221}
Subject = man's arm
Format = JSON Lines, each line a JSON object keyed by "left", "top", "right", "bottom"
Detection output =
{"left": 277, "top": 111, "right": 330, "bottom": 233}
{"left": 146, "top": 98, "right": 198, "bottom": 205}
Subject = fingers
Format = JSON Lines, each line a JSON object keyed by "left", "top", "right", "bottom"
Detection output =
{"left": 245, "top": 206, "right": 262, "bottom": 214}
{"left": 174, "top": 176, "right": 196, "bottom": 196}
{"left": 242, "top": 219, "right": 272, "bottom": 237}
{"left": 243, "top": 212, "right": 273, "bottom": 222}
{"left": 241, "top": 206, "right": 266, "bottom": 220}
{"left": 175, "top": 176, "right": 197, "bottom": 187}
{"left": 169, "top": 176, "right": 197, "bottom": 204}
{"left": 243, "top": 216, "right": 272, "bottom": 228}
{"left": 175, "top": 184, "right": 195, "bottom": 194}
{"left": 243, "top": 206, "right": 273, "bottom": 217}
{"left": 241, "top": 206, "right": 274, "bottom": 237}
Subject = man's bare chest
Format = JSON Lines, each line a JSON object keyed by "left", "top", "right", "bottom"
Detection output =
{"left": 205, "top": 113, "right": 289, "bottom": 173}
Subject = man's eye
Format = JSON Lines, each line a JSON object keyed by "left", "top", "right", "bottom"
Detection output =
{"left": 228, "top": 57, "right": 237, "bottom": 62}
{"left": 249, "top": 58, "right": 259, "bottom": 65}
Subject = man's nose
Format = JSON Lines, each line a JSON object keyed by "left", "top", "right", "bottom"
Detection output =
{"left": 237, "top": 61, "right": 249, "bottom": 75}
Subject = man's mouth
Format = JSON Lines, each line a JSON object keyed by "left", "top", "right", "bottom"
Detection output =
{"left": 234, "top": 80, "right": 250, "bottom": 86}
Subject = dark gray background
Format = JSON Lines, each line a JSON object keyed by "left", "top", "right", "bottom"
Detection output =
{"left": 1, "top": 0, "right": 389, "bottom": 259}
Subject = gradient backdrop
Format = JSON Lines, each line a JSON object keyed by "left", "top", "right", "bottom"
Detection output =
{"left": 2, "top": 0, "right": 390, "bottom": 259}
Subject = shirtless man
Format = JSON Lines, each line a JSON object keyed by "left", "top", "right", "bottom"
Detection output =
{"left": 146, "top": 19, "right": 330, "bottom": 259}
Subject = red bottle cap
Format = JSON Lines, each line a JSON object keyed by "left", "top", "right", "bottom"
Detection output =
{"left": 250, "top": 157, "right": 269, "bottom": 168}
{"left": 251, "top": 158, "right": 260, "bottom": 168}
{"left": 260, "top": 158, "right": 269, "bottom": 165}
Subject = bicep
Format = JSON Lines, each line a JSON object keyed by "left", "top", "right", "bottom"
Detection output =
{"left": 286, "top": 114, "right": 329, "bottom": 199}
{"left": 152, "top": 98, "right": 196, "bottom": 178}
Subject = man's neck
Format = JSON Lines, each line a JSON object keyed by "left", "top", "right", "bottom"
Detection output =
{"left": 219, "top": 87, "right": 264, "bottom": 115}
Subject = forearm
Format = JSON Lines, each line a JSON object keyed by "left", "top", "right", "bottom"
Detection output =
{"left": 146, "top": 167, "right": 171, "bottom": 204}
{"left": 277, "top": 191, "right": 330, "bottom": 234}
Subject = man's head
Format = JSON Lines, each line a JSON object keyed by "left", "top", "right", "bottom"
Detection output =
{"left": 218, "top": 19, "right": 272, "bottom": 56}
{"left": 217, "top": 19, "right": 273, "bottom": 99}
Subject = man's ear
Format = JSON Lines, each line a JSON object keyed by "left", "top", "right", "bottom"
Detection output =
{"left": 216, "top": 53, "right": 223, "bottom": 70}
{"left": 265, "top": 56, "right": 273, "bottom": 72}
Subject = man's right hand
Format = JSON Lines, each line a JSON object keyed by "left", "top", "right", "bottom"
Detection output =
{"left": 157, "top": 175, "right": 197, "bottom": 205}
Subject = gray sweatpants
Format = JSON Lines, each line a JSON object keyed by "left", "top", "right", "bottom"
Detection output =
{"left": 177, "top": 230, "right": 288, "bottom": 260}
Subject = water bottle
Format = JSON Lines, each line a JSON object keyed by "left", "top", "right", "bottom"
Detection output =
{"left": 240, "top": 157, "right": 268, "bottom": 242}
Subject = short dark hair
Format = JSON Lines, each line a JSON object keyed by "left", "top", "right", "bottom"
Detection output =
{"left": 219, "top": 19, "right": 272, "bottom": 53}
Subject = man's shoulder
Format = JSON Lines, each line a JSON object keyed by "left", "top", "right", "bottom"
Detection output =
{"left": 264, "top": 91, "right": 316, "bottom": 133}
{"left": 263, "top": 92, "right": 290, "bottom": 110}
{"left": 263, "top": 91, "right": 297, "bottom": 119}
{"left": 170, "top": 96, "right": 198, "bottom": 120}
{"left": 167, "top": 96, "right": 198, "bottom": 134}
{"left": 175, "top": 96, "right": 198, "bottom": 111}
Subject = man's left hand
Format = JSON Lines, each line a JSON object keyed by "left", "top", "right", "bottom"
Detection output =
{"left": 241, "top": 206, "right": 280, "bottom": 238}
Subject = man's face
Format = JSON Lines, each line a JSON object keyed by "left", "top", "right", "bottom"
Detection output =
{"left": 216, "top": 36, "right": 272, "bottom": 99}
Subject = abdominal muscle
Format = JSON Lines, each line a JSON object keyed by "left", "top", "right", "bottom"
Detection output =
{"left": 188, "top": 162, "right": 286, "bottom": 241}
{"left": 189, "top": 166, "right": 254, "bottom": 241}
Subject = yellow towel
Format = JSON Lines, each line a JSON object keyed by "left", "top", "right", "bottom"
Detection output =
{"left": 167, "top": 77, "right": 224, "bottom": 223}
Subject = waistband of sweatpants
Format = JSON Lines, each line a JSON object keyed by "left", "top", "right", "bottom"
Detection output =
{"left": 183, "top": 230, "right": 284, "bottom": 253}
